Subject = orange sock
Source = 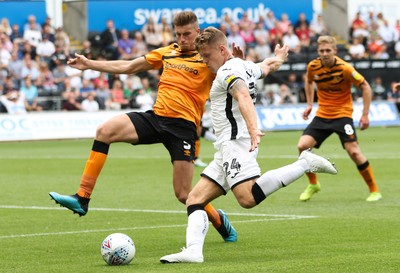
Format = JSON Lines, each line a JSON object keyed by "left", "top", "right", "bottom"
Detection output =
{"left": 358, "top": 162, "right": 379, "bottom": 192}
{"left": 204, "top": 203, "right": 221, "bottom": 228}
{"left": 195, "top": 138, "right": 200, "bottom": 159}
{"left": 77, "top": 140, "right": 109, "bottom": 199}
{"left": 306, "top": 172, "right": 318, "bottom": 185}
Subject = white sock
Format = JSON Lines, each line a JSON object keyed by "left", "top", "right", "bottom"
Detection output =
{"left": 186, "top": 209, "right": 209, "bottom": 254}
{"left": 256, "top": 160, "right": 307, "bottom": 197}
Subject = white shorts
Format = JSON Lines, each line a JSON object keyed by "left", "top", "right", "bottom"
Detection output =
{"left": 201, "top": 138, "right": 261, "bottom": 193}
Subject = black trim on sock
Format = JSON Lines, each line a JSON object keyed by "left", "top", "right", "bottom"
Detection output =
{"left": 357, "top": 160, "right": 369, "bottom": 171}
{"left": 92, "top": 140, "right": 110, "bottom": 154}
{"left": 251, "top": 183, "right": 266, "bottom": 205}
{"left": 187, "top": 204, "right": 204, "bottom": 216}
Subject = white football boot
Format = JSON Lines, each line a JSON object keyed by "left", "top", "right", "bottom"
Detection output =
{"left": 299, "top": 149, "right": 337, "bottom": 175}
{"left": 160, "top": 247, "right": 203, "bottom": 263}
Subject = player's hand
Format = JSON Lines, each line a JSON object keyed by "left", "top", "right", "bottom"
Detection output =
{"left": 274, "top": 44, "right": 289, "bottom": 61}
{"left": 302, "top": 105, "right": 312, "bottom": 120}
{"left": 67, "top": 53, "right": 90, "bottom": 70}
{"left": 359, "top": 114, "right": 370, "bottom": 131}
{"left": 393, "top": 83, "right": 400, "bottom": 92}
{"left": 249, "top": 129, "right": 265, "bottom": 152}
{"left": 232, "top": 43, "right": 245, "bottom": 60}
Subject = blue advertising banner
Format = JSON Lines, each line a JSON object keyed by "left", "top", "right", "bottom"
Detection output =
{"left": 0, "top": 1, "right": 47, "bottom": 29}
{"left": 1, "top": 1, "right": 313, "bottom": 32}
{"left": 256, "top": 102, "right": 400, "bottom": 131}
{"left": 87, "top": 0, "right": 313, "bottom": 31}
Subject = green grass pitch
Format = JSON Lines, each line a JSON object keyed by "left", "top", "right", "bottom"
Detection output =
{"left": 1, "top": 127, "right": 399, "bottom": 273}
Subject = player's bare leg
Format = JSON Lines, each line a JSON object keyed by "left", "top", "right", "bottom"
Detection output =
{"left": 344, "top": 141, "right": 381, "bottom": 201}
{"left": 172, "top": 160, "right": 237, "bottom": 242}
{"left": 49, "top": 114, "right": 139, "bottom": 215}
{"left": 160, "top": 177, "right": 224, "bottom": 263}
{"left": 172, "top": 160, "right": 194, "bottom": 204}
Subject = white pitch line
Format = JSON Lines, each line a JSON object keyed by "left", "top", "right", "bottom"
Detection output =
{"left": 0, "top": 154, "right": 398, "bottom": 159}
{"left": 0, "top": 218, "right": 315, "bottom": 240}
{"left": 0, "top": 205, "right": 318, "bottom": 218}
{"left": 0, "top": 205, "right": 318, "bottom": 239}
{"left": 0, "top": 224, "right": 187, "bottom": 239}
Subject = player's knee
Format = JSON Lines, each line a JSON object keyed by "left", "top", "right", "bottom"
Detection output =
{"left": 96, "top": 123, "right": 111, "bottom": 139}
{"left": 236, "top": 196, "right": 257, "bottom": 209}
{"left": 297, "top": 142, "right": 310, "bottom": 152}
{"left": 96, "top": 123, "right": 118, "bottom": 143}
{"left": 348, "top": 149, "right": 363, "bottom": 161}
{"left": 175, "top": 192, "right": 188, "bottom": 204}
{"left": 186, "top": 191, "right": 206, "bottom": 206}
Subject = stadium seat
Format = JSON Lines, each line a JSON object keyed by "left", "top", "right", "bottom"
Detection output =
{"left": 88, "top": 31, "right": 102, "bottom": 49}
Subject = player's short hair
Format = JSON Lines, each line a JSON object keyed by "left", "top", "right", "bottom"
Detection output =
{"left": 173, "top": 11, "right": 199, "bottom": 28}
{"left": 317, "top": 35, "right": 337, "bottom": 48}
{"left": 195, "top": 26, "right": 227, "bottom": 51}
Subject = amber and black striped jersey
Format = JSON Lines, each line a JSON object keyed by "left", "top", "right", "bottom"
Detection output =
{"left": 307, "top": 56, "right": 365, "bottom": 119}
{"left": 145, "top": 43, "right": 214, "bottom": 127}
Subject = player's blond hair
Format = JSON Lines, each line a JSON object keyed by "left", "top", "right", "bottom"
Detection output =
{"left": 195, "top": 26, "right": 227, "bottom": 51}
{"left": 317, "top": 35, "right": 337, "bottom": 48}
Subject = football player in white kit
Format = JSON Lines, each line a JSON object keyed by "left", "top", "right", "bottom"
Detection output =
{"left": 160, "top": 27, "right": 337, "bottom": 264}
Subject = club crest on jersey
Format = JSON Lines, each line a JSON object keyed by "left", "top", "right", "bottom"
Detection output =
{"left": 351, "top": 71, "right": 362, "bottom": 81}
{"left": 224, "top": 74, "right": 235, "bottom": 84}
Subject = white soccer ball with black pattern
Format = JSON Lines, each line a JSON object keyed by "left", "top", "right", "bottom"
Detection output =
{"left": 101, "top": 233, "right": 136, "bottom": 265}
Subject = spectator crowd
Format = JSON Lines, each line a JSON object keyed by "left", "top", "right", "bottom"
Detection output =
{"left": 0, "top": 10, "right": 399, "bottom": 114}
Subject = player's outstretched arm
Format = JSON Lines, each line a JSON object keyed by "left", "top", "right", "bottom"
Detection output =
{"left": 258, "top": 44, "right": 289, "bottom": 77}
{"left": 67, "top": 53, "right": 154, "bottom": 74}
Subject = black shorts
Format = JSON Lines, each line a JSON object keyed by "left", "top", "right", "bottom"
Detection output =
{"left": 127, "top": 110, "right": 197, "bottom": 162}
{"left": 303, "top": 116, "right": 358, "bottom": 148}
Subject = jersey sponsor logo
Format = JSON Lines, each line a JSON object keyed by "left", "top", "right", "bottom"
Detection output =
{"left": 164, "top": 61, "right": 199, "bottom": 75}
{"left": 351, "top": 71, "right": 362, "bottom": 81}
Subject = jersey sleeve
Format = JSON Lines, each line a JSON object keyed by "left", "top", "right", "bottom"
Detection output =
{"left": 344, "top": 63, "right": 365, "bottom": 87}
{"left": 250, "top": 61, "right": 263, "bottom": 80}
{"left": 219, "top": 67, "right": 243, "bottom": 92}
{"left": 218, "top": 60, "right": 261, "bottom": 92}
{"left": 306, "top": 61, "right": 315, "bottom": 83}
{"left": 144, "top": 47, "right": 165, "bottom": 69}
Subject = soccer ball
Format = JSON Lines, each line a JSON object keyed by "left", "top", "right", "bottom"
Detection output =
{"left": 101, "top": 233, "right": 136, "bottom": 265}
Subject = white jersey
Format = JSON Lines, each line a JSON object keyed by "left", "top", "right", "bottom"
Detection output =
{"left": 210, "top": 58, "right": 262, "bottom": 149}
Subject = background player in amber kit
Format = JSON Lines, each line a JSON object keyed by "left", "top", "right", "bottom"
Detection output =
{"left": 49, "top": 11, "right": 237, "bottom": 242}
{"left": 297, "top": 35, "right": 382, "bottom": 202}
